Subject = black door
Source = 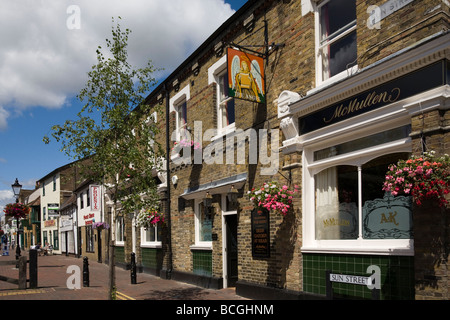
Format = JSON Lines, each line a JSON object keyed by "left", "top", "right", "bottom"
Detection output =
{"left": 225, "top": 214, "right": 238, "bottom": 287}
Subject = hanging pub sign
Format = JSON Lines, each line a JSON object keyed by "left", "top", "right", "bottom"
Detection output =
{"left": 90, "top": 185, "right": 101, "bottom": 212}
{"left": 251, "top": 207, "right": 270, "bottom": 258}
{"left": 227, "top": 48, "right": 265, "bottom": 104}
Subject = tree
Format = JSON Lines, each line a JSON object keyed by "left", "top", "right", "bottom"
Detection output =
{"left": 44, "top": 17, "right": 163, "bottom": 299}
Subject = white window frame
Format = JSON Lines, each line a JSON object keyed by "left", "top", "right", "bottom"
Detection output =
{"left": 140, "top": 225, "right": 162, "bottom": 248}
{"left": 208, "top": 55, "right": 236, "bottom": 140}
{"left": 313, "top": 0, "right": 358, "bottom": 89}
{"left": 115, "top": 215, "right": 125, "bottom": 246}
{"left": 170, "top": 84, "right": 190, "bottom": 142}
{"left": 191, "top": 198, "right": 212, "bottom": 250}
{"left": 302, "top": 115, "right": 414, "bottom": 256}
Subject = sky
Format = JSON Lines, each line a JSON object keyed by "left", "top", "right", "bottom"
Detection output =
{"left": 0, "top": 0, "right": 248, "bottom": 214}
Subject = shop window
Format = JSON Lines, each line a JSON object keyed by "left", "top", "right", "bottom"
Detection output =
{"left": 86, "top": 225, "right": 94, "bottom": 252}
{"left": 116, "top": 216, "right": 125, "bottom": 244}
{"left": 194, "top": 200, "right": 212, "bottom": 248}
{"left": 314, "top": 153, "right": 412, "bottom": 241}
{"left": 316, "top": 0, "right": 357, "bottom": 84}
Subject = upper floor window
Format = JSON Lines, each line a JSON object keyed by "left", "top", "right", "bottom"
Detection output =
{"left": 52, "top": 175, "right": 57, "bottom": 191}
{"left": 218, "top": 69, "right": 235, "bottom": 133}
{"left": 209, "top": 55, "right": 236, "bottom": 138}
{"left": 316, "top": 0, "right": 357, "bottom": 84}
{"left": 170, "top": 84, "right": 190, "bottom": 142}
{"left": 176, "top": 100, "right": 188, "bottom": 139}
{"left": 80, "top": 193, "right": 84, "bottom": 209}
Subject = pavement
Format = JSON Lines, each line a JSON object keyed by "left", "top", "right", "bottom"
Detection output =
{"left": 0, "top": 249, "right": 248, "bottom": 301}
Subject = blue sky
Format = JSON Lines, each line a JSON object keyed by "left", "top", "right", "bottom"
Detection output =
{"left": 0, "top": 0, "right": 248, "bottom": 212}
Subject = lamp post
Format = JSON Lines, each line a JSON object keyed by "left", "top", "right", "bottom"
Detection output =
{"left": 11, "top": 178, "right": 22, "bottom": 260}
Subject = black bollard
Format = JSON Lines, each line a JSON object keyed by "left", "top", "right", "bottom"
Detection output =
{"left": 83, "top": 256, "right": 89, "bottom": 287}
{"left": 130, "top": 252, "right": 137, "bottom": 284}
{"left": 29, "top": 249, "right": 38, "bottom": 289}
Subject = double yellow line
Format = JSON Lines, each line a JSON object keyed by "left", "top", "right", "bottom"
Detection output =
{"left": 116, "top": 291, "right": 136, "bottom": 300}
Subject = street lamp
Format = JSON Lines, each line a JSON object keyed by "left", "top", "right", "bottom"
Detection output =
{"left": 11, "top": 178, "right": 22, "bottom": 260}
{"left": 12, "top": 178, "right": 22, "bottom": 202}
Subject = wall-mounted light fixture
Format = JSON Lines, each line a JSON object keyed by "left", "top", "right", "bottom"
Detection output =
{"left": 203, "top": 192, "right": 213, "bottom": 208}
{"left": 227, "top": 184, "right": 239, "bottom": 204}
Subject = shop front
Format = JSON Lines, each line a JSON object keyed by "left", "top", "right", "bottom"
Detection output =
{"left": 278, "top": 34, "right": 449, "bottom": 299}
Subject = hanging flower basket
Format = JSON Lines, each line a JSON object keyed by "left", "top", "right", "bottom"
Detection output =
{"left": 136, "top": 208, "right": 165, "bottom": 229}
{"left": 172, "top": 139, "right": 201, "bottom": 157}
{"left": 248, "top": 182, "right": 299, "bottom": 215}
{"left": 383, "top": 151, "right": 450, "bottom": 207}
{"left": 93, "top": 221, "right": 110, "bottom": 231}
{"left": 3, "top": 203, "right": 30, "bottom": 219}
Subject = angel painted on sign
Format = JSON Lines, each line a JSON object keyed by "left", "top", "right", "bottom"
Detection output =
{"left": 228, "top": 48, "right": 265, "bottom": 103}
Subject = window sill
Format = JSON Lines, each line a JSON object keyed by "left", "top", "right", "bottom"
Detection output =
{"left": 310, "top": 65, "right": 359, "bottom": 96}
{"left": 301, "top": 239, "right": 414, "bottom": 256}
{"left": 190, "top": 244, "right": 212, "bottom": 251}
{"left": 141, "top": 243, "right": 162, "bottom": 249}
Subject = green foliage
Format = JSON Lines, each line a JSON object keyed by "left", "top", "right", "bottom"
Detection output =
{"left": 44, "top": 17, "right": 164, "bottom": 214}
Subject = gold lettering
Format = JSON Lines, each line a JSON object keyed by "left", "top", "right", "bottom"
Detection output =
{"left": 380, "top": 211, "right": 399, "bottom": 226}
{"left": 322, "top": 88, "right": 402, "bottom": 124}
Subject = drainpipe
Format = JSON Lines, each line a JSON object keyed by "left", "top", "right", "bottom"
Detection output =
{"left": 163, "top": 84, "right": 173, "bottom": 279}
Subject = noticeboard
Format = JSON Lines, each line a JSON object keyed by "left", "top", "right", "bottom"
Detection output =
{"left": 251, "top": 207, "right": 270, "bottom": 258}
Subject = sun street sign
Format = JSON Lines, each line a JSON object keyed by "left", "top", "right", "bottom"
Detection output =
{"left": 329, "top": 273, "right": 371, "bottom": 286}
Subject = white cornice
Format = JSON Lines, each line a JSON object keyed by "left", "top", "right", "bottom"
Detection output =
{"left": 288, "top": 32, "right": 450, "bottom": 119}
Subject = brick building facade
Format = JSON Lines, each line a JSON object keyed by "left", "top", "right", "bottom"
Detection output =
{"left": 116, "top": 0, "right": 449, "bottom": 300}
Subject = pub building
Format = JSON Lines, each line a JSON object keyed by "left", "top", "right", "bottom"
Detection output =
{"left": 112, "top": 0, "right": 449, "bottom": 300}
{"left": 277, "top": 31, "right": 449, "bottom": 299}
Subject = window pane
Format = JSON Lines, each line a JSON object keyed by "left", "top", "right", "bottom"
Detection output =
{"left": 199, "top": 202, "right": 212, "bottom": 242}
{"left": 362, "top": 153, "right": 413, "bottom": 239}
{"left": 220, "top": 99, "right": 235, "bottom": 127}
{"left": 219, "top": 72, "right": 235, "bottom": 128}
{"left": 219, "top": 72, "right": 229, "bottom": 102}
{"left": 328, "top": 31, "right": 357, "bottom": 78}
{"left": 315, "top": 165, "right": 358, "bottom": 240}
{"left": 146, "top": 226, "right": 156, "bottom": 242}
{"left": 314, "top": 126, "right": 411, "bottom": 161}
{"left": 320, "top": 0, "right": 356, "bottom": 42}
{"left": 177, "top": 101, "right": 187, "bottom": 126}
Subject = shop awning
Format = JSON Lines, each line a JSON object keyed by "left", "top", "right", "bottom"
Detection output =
{"left": 180, "top": 173, "right": 247, "bottom": 200}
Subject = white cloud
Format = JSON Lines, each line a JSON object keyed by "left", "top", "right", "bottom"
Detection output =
{"left": 0, "top": 0, "right": 235, "bottom": 130}
{"left": 0, "top": 189, "right": 14, "bottom": 215}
